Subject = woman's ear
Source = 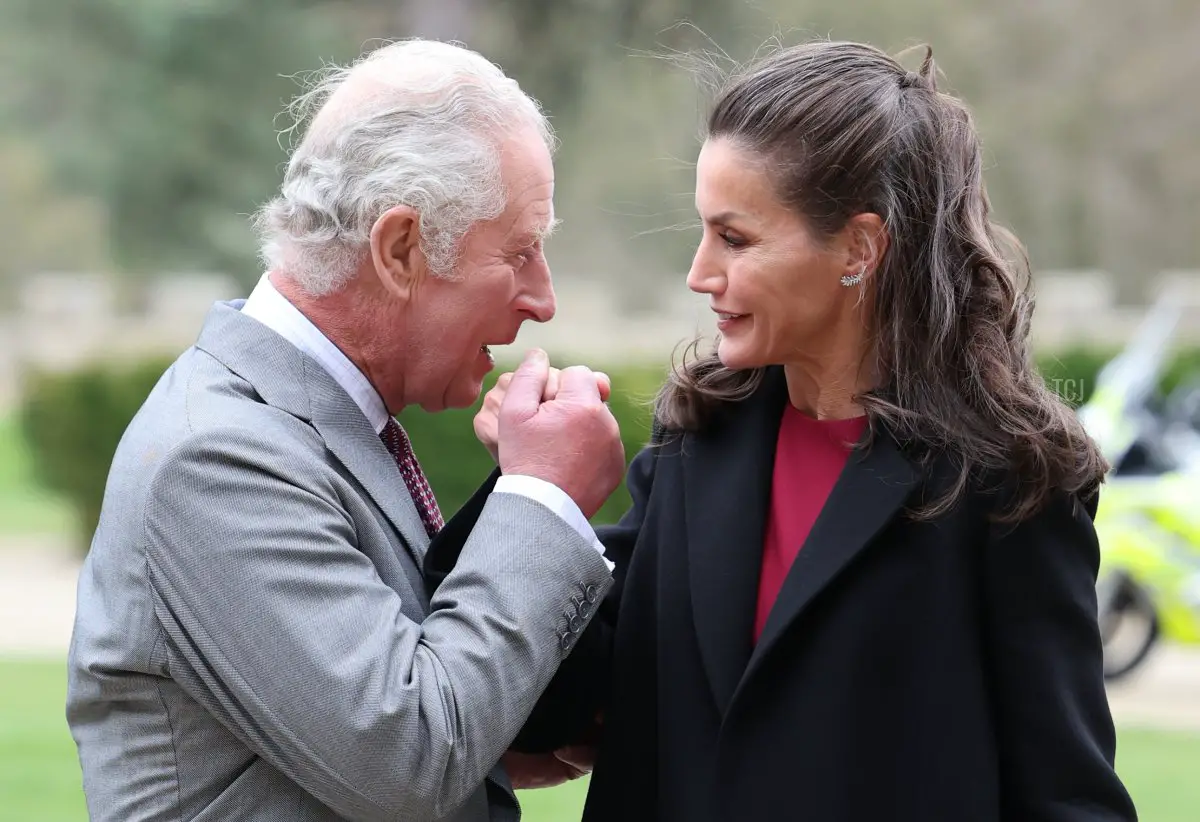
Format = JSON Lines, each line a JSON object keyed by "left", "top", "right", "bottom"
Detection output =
{"left": 843, "top": 212, "right": 889, "bottom": 280}
{"left": 370, "top": 205, "right": 428, "bottom": 302}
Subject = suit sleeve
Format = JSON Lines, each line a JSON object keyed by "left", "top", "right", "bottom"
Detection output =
{"left": 423, "top": 468, "right": 501, "bottom": 592}
{"left": 510, "top": 437, "right": 658, "bottom": 752}
{"left": 981, "top": 488, "right": 1138, "bottom": 821}
{"left": 142, "top": 429, "right": 612, "bottom": 822}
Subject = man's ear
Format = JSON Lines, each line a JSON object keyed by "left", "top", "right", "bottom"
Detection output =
{"left": 370, "top": 205, "right": 427, "bottom": 301}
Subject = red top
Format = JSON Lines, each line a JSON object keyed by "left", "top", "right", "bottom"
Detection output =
{"left": 753, "top": 405, "right": 869, "bottom": 643}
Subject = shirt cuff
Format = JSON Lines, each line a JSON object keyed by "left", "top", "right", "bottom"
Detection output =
{"left": 493, "top": 475, "right": 614, "bottom": 572}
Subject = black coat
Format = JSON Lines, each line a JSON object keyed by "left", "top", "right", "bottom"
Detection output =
{"left": 428, "top": 367, "right": 1137, "bottom": 822}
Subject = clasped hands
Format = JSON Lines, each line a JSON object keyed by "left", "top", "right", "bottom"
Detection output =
{"left": 474, "top": 363, "right": 612, "bottom": 466}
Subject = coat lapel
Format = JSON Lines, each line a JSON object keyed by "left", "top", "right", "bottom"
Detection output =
{"left": 732, "top": 423, "right": 920, "bottom": 704}
{"left": 683, "top": 369, "right": 790, "bottom": 715}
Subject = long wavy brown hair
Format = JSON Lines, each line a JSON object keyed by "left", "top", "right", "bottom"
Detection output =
{"left": 655, "top": 40, "right": 1108, "bottom": 524}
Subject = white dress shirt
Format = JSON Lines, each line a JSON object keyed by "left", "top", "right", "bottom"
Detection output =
{"left": 240, "top": 274, "right": 611, "bottom": 568}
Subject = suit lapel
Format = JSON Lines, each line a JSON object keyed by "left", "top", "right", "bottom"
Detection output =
{"left": 194, "top": 301, "right": 432, "bottom": 570}
{"left": 683, "top": 369, "right": 790, "bottom": 715}
{"left": 311, "top": 404, "right": 432, "bottom": 571}
{"left": 732, "top": 424, "right": 920, "bottom": 704}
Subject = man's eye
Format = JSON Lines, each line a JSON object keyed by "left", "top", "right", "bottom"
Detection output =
{"left": 720, "top": 232, "right": 747, "bottom": 248}
{"left": 512, "top": 242, "right": 541, "bottom": 266}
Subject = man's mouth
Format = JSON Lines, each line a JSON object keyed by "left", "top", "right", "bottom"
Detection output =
{"left": 480, "top": 331, "right": 521, "bottom": 356}
{"left": 480, "top": 343, "right": 503, "bottom": 367}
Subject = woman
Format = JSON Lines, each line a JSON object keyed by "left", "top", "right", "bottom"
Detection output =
{"left": 472, "top": 40, "right": 1136, "bottom": 821}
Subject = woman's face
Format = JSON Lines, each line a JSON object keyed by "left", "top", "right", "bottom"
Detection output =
{"left": 687, "top": 138, "right": 867, "bottom": 372}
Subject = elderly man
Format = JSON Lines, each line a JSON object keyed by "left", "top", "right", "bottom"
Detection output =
{"left": 66, "top": 39, "right": 625, "bottom": 822}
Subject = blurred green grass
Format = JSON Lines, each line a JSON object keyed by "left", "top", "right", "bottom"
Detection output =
{"left": 1, "top": 658, "right": 86, "bottom": 822}
{"left": 0, "top": 416, "right": 73, "bottom": 537}
{"left": 3, "top": 658, "right": 1199, "bottom": 821}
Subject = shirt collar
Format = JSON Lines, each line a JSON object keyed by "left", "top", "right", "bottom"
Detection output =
{"left": 241, "top": 274, "right": 391, "bottom": 433}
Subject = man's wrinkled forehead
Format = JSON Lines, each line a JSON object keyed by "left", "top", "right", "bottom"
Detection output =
{"left": 503, "top": 197, "right": 558, "bottom": 245}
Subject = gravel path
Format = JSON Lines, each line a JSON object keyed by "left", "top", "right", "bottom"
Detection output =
{"left": 0, "top": 536, "right": 81, "bottom": 658}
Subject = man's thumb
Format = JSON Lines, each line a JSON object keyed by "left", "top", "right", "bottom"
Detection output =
{"left": 502, "top": 349, "right": 550, "bottom": 419}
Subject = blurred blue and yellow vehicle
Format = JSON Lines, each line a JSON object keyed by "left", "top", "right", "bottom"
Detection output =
{"left": 1076, "top": 289, "right": 1200, "bottom": 680}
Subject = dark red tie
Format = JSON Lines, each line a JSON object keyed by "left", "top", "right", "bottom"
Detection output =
{"left": 380, "top": 418, "right": 444, "bottom": 538}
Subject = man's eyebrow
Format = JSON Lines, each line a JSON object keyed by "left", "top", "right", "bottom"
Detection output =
{"left": 514, "top": 215, "right": 562, "bottom": 247}
{"left": 539, "top": 200, "right": 561, "bottom": 240}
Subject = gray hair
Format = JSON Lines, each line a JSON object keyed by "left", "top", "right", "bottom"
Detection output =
{"left": 252, "top": 39, "right": 555, "bottom": 295}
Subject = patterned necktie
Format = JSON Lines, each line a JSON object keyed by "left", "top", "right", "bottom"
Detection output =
{"left": 380, "top": 417, "right": 444, "bottom": 538}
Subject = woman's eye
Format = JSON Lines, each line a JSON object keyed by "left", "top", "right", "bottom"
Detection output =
{"left": 720, "top": 231, "right": 747, "bottom": 248}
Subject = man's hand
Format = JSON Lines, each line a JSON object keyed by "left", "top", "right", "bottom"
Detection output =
{"left": 493, "top": 350, "right": 623, "bottom": 519}
{"left": 474, "top": 367, "right": 612, "bottom": 463}
{"left": 501, "top": 746, "right": 596, "bottom": 790}
{"left": 475, "top": 366, "right": 612, "bottom": 464}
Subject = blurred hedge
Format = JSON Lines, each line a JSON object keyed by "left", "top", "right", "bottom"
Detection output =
{"left": 19, "top": 358, "right": 174, "bottom": 551}
{"left": 397, "top": 365, "right": 668, "bottom": 527}
{"left": 16, "top": 358, "right": 667, "bottom": 554}
{"left": 17, "top": 347, "right": 1200, "bottom": 555}
{"left": 1036, "top": 345, "right": 1200, "bottom": 405}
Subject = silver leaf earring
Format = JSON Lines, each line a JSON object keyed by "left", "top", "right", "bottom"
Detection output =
{"left": 840, "top": 266, "right": 866, "bottom": 287}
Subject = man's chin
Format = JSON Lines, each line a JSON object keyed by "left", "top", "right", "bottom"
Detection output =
{"left": 442, "top": 379, "right": 486, "bottom": 411}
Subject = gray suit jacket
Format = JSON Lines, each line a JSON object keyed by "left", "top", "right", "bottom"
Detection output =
{"left": 66, "top": 301, "right": 613, "bottom": 821}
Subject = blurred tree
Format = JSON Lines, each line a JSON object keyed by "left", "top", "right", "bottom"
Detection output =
{"left": 0, "top": 139, "right": 112, "bottom": 307}
{"left": 2, "top": 0, "right": 363, "bottom": 285}
{"left": 0, "top": 0, "right": 1194, "bottom": 299}
{"left": 463, "top": 0, "right": 737, "bottom": 121}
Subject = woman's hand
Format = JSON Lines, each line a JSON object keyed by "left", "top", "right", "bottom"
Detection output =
{"left": 500, "top": 714, "right": 602, "bottom": 789}
{"left": 501, "top": 746, "right": 596, "bottom": 790}
{"left": 474, "top": 366, "right": 611, "bottom": 464}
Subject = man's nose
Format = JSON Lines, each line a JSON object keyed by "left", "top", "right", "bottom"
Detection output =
{"left": 519, "top": 259, "right": 556, "bottom": 323}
